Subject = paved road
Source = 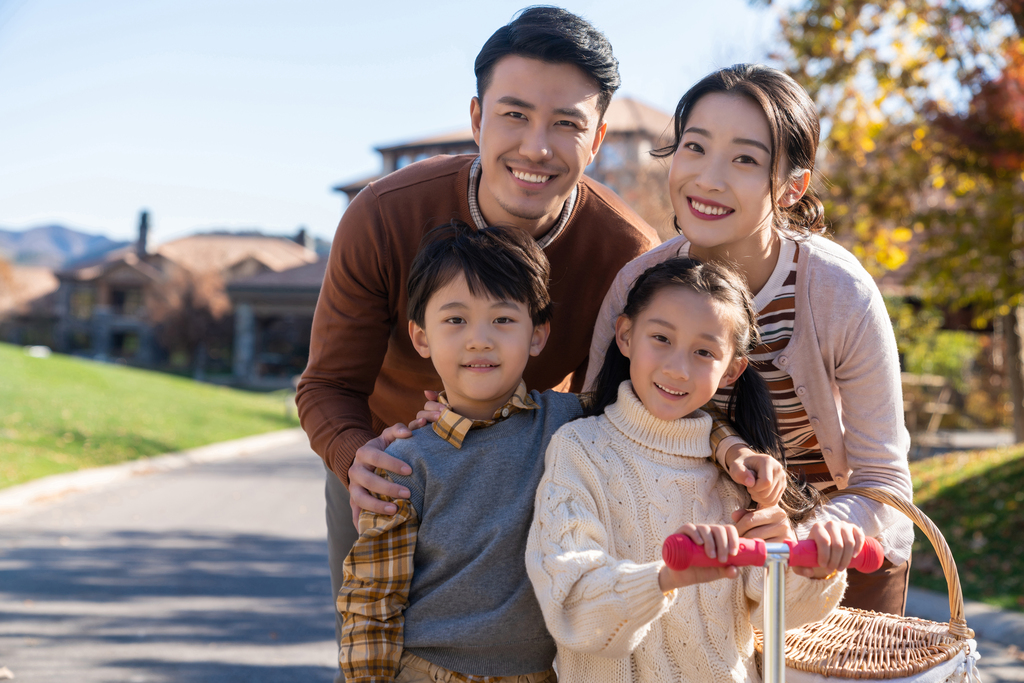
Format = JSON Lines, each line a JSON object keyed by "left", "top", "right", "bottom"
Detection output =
{"left": 0, "top": 437, "right": 336, "bottom": 682}
{"left": 1, "top": 436, "right": 1021, "bottom": 682}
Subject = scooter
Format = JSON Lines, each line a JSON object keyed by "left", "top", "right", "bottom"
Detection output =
{"left": 662, "top": 533, "right": 885, "bottom": 683}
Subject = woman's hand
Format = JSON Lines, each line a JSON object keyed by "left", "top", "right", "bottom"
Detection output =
{"left": 732, "top": 505, "right": 795, "bottom": 544}
{"left": 791, "top": 520, "right": 866, "bottom": 579}
{"left": 724, "top": 444, "right": 786, "bottom": 507}
{"left": 659, "top": 523, "right": 740, "bottom": 592}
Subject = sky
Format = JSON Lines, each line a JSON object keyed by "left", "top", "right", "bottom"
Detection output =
{"left": 0, "top": 0, "right": 783, "bottom": 245}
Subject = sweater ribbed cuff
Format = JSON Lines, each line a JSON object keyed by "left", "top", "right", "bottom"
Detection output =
{"left": 604, "top": 562, "right": 676, "bottom": 651}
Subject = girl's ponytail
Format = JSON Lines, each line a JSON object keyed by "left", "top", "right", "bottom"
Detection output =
{"left": 583, "top": 338, "right": 631, "bottom": 418}
{"left": 727, "top": 365, "right": 822, "bottom": 523}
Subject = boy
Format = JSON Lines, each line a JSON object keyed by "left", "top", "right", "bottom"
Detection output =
{"left": 337, "top": 221, "right": 582, "bottom": 683}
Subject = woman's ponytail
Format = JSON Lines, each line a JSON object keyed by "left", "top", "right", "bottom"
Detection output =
{"left": 784, "top": 192, "right": 826, "bottom": 236}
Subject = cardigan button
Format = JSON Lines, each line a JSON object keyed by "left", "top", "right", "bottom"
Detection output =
{"left": 810, "top": 417, "right": 820, "bottom": 426}
{"left": 823, "top": 448, "right": 833, "bottom": 457}
{"left": 797, "top": 386, "right": 807, "bottom": 396}
{"left": 779, "top": 356, "right": 788, "bottom": 365}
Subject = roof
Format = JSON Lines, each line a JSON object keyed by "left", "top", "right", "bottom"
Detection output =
{"left": 376, "top": 128, "right": 476, "bottom": 153}
{"left": 155, "top": 234, "right": 317, "bottom": 275}
{"left": 370, "top": 97, "right": 668, "bottom": 152}
{"left": 333, "top": 97, "right": 672, "bottom": 194}
{"left": 0, "top": 264, "right": 59, "bottom": 316}
{"left": 227, "top": 258, "right": 327, "bottom": 291}
{"left": 601, "top": 97, "right": 673, "bottom": 141}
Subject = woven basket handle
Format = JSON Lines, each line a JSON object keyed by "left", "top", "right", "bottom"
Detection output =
{"left": 826, "top": 486, "right": 974, "bottom": 640}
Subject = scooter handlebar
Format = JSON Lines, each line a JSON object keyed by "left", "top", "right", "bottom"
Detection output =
{"left": 662, "top": 534, "right": 884, "bottom": 573}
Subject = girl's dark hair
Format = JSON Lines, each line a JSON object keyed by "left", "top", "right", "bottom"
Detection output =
{"left": 654, "top": 63, "right": 826, "bottom": 237}
{"left": 584, "top": 257, "right": 821, "bottom": 522}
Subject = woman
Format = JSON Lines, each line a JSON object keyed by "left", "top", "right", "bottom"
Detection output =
{"left": 585, "top": 64, "right": 914, "bottom": 614}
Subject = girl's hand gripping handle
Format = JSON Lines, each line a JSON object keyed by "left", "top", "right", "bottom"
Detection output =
{"left": 662, "top": 534, "right": 884, "bottom": 573}
{"left": 662, "top": 536, "right": 766, "bottom": 571}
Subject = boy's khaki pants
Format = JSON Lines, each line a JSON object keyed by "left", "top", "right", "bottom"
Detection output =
{"left": 396, "top": 651, "right": 556, "bottom": 683}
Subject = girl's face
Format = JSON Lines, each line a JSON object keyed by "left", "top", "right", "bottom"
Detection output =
{"left": 615, "top": 286, "right": 747, "bottom": 422}
{"left": 668, "top": 92, "right": 797, "bottom": 256}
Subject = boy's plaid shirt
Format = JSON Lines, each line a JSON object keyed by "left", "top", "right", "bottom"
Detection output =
{"left": 337, "top": 382, "right": 539, "bottom": 683}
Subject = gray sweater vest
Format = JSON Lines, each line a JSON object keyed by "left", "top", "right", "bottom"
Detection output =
{"left": 387, "top": 389, "right": 582, "bottom": 677}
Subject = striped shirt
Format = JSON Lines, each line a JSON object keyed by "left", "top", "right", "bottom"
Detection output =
{"left": 711, "top": 240, "right": 834, "bottom": 490}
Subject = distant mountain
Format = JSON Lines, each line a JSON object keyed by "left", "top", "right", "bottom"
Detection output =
{"left": 0, "top": 225, "right": 129, "bottom": 269}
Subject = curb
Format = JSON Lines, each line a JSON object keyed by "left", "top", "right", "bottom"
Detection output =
{"left": 906, "top": 586, "right": 1024, "bottom": 649}
{"left": 0, "top": 428, "right": 309, "bottom": 517}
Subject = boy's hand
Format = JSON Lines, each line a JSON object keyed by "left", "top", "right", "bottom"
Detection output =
{"left": 791, "top": 520, "right": 866, "bottom": 579}
{"left": 416, "top": 389, "right": 444, "bottom": 424}
{"left": 658, "top": 523, "right": 740, "bottom": 592}
{"left": 724, "top": 445, "right": 786, "bottom": 507}
{"left": 348, "top": 424, "right": 416, "bottom": 526}
{"left": 732, "top": 506, "right": 794, "bottom": 544}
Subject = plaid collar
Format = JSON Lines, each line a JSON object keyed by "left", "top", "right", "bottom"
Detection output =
{"left": 466, "top": 156, "right": 577, "bottom": 249}
{"left": 432, "top": 381, "right": 539, "bottom": 449}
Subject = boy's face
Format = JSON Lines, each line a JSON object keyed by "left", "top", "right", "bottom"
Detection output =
{"left": 409, "top": 273, "right": 549, "bottom": 421}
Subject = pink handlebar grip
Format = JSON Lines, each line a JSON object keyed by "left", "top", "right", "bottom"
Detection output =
{"left": 661, "top": 535, "right": 885, "bottom": 573}
{"left": 787, "top": 537, "right": 884, "bottom": 573}
{"left": 662, "top": 535, "right": 766, "bottom": 571}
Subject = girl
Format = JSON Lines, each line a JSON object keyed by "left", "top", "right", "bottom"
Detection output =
{"left": 585, "top": 64, "right": 914, "bottom": 615}
{"left": 526, "top": 258, "right": 863, "bottom": 683}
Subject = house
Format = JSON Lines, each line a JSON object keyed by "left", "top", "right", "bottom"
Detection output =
{"left": 332, "top": 97, "right": 676, "bottom": 238}
{"left": 0, "top": 263, "right": 60, "bottom": 346}
{"left": 227, "top": 259, "right": 327, "bottom": 387}
{"left": 53, "top": 212, "right": 317, "bottom": 367}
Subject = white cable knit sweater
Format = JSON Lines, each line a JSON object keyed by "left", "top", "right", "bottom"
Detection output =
{"left": 525, "top": 382, "right": 846, "bottom": 683}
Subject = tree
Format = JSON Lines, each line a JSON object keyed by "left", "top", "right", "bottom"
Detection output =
{"left": 147, "top": 266, "right": 233, "bottom": 379}
{"left": 763, "top": 0, "right": 1024, "bottom": 440}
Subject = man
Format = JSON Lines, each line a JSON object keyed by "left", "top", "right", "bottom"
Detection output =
{"left": 296, "top": 7, "right": 658, "bottom": 677}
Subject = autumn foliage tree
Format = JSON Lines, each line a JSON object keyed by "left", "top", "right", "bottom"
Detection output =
{"left": 763, "top": 0, "right": 1024, "bottom": 440}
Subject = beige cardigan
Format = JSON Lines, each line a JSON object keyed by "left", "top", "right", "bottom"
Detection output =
{"left": 585, "top": 234, "right": 914, "bottom": 563}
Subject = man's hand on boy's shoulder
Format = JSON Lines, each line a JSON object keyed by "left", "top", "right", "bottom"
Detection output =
{"left": 348, "top": 422, "right": 423, "bottom": 526}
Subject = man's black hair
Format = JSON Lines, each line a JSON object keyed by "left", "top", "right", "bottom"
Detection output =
{"left": 474, "top": 6, "right": 620, "bottom": 117}
{"left": 407, "top": 221, "right": 553, "bottom": 327}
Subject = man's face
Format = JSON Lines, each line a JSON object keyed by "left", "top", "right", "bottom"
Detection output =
{"left": 471, "top": 56, "right": 607, "bottom": 237}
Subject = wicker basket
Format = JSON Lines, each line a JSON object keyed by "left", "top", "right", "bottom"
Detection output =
{"left": 753, "top": 487, "right": 980, "bottom": 681}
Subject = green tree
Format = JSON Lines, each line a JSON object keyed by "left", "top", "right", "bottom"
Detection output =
{"left": 764, "top": 0, "right": 1024, "bottom": 440}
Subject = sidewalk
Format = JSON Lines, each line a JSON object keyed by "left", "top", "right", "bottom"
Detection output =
{"left": 906, "top": 586, "right": 1024, "bottom": 649}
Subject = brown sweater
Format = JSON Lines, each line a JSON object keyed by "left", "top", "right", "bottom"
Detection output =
{"left": 296, "top": 154, "right": 658, "bottom": 483}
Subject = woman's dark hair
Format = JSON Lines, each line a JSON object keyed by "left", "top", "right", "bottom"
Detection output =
{"left": 474, "top": 6, "right": 620, "bottom": 118}
{"left": 407, "top": 221, "right": 552, "bottom": 327}
{"left": 654, "top": 63, "right": 826, "bottom": 237}
{"left": 584, "top": 257, "right": 821, "bottom": 522}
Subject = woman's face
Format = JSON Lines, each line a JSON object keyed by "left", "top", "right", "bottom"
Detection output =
{"left": 668, "top": 92, "right": 780, "bottom": 256}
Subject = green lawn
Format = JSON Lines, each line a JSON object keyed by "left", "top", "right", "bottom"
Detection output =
{"left": 0, "top": 342, "right": 299, "bottom": 489}
{"left": 909, "top": 442, "right": 1024, "bottom": 612}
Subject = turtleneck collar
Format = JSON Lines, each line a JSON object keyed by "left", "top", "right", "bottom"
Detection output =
{"left": 604, "top": 380, "right": 713, "bottom": 457}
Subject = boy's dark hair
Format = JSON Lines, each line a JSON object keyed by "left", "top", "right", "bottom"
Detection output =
{"left": 584, "top": 257, "right": 822, "bottom": 523}
{"left": 407, "top": 221, "right": 553, "bottom": 327}
{"left": 474, "top": 6, "right": 620, "bottom": 118}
